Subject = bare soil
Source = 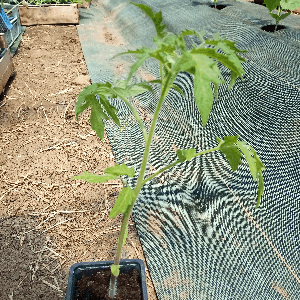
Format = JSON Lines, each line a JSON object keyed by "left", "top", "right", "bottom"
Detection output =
{"left": 0, "top": 24, "right": 158, "bottom": 300}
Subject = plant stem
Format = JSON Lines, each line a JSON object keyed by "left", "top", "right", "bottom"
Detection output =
{"left": 113, "top": 90, "right": 149, "bottom": 144}
{"left": 108, "top": 66, "right": 174, "bottom": 298}
{"left": 108, "top": 210, "right": 131, "bottom": 298}
{"left": 141, "top": 146, "right": 220, "bottom": 186}
{"left": 275, "top": 6, "right": 282, "bottom": 32}
{"left": 132, "top": 71, "right": 174, "bottom": 198}
{"left": 108, "top": 274, "right": 118, "bottom": 298}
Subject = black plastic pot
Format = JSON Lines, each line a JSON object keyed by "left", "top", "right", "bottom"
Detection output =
{"left": 65, "top": 258, "right": 148, "bottom": 300}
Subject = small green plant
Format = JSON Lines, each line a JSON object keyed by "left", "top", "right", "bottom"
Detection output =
{"left": 71, "top": 2, "right": 265, "bottom": 298}
{"left": 264, "top": 0, "right": 300, "bottom": 31}
{"left": 212, "top": 0, "right": 236, "bottom": 9}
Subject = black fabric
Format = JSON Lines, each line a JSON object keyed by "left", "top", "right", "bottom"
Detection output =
{"left": 77, "top": 0, "right": 300, "bottom": 298}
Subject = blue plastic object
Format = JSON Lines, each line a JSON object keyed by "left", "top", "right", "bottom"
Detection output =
{"left": 65, "top": 259, "right": 148, "bottom": 300}
{"left": 0, "top": 6, "right": 13, "bottom": 32}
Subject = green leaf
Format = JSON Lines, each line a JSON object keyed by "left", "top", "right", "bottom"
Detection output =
{"left": 104, "top": 163, "right": 135, "bottom": 178}
{"left": 172, "top": 35, "right": 247, "bottom": 126}
{"left": 109, "top": 186, "right": 136, "bottom": 218}
{"left": 176, "top": 149, "right": 197, "bottom": 162}
{"left": 201, "top": 38, "right": 247, "bottom": 90}
{"left": 216, "top": 135, "right": 242, "bottom": 171}
{"left": 237, "top": 141, "right": 265, "bottom": 208}
{"left": 121, "top": 47, "right": 153, "bottom": 85}
{"left": 71, "top": 171, "right": 119, "bottom": 183}
{"left": 75, "top": 83, "right": 121, "bottom": 141}
{"left": 111, "top": 264, "right": 120, "bottom": 277}
{"left": 269, "top": 11, "right": 291, "bottom": 22}
{"left": 172, "top": 52, "right": 196, "bottom": 75}
{"left": 193, "top": 54, "right": 226, "bottom": 126}
{"left": 280, "top": 0, "right": 300, "bottom": 11}
{"left": 129, "top": 2, "right": 167, "bottom": 39}
{"left": 236, "top": 141, "right": 266, "bottom": 182}
{"left": 118, "top": 225, "right": 128, "bottom": 247}
{"left": 75, "top": 84, "right": 98, "bottom": 121}
{"left": 171, "top": 84, "right": 185, "bottom": 97}
{"left": 128, "top": 82, "right": 154, "bottom": 95}
{"left": 148, "top": 79, "right": 163, "bottom": 85}
{"left": 263, "top": 0, "right": 281, "bottom": 11}
{"left": 181, "top": 28, "right": 206, "bottom": 41}
{"left": 216, "top": 136, "right": 266, "bottom": 208}
{"left": 71, "top": 164, "right": 134, "bottom": 184}
{"left": 264, "top": 0, "right": 298, "bottom": 25}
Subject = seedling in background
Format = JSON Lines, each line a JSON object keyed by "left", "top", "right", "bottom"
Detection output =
{"left": 263, "top": 0, "right": 300, "bottom": 31}
{"left": 71, "top": 2, "right": 265, "bottom": 298}
{"left": 212, "top": 0, "right": 236, "bottom": 9}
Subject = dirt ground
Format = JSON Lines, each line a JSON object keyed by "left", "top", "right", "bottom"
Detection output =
{"left": 0, "top": 25, "right": 158, "bottom": 299}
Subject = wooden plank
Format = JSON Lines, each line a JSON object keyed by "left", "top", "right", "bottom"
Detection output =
{"left": 0, "top": 48, "right": 14, "bottom": 95}
{"left": 18, "top": 3, "right": 79, "bottom": 26}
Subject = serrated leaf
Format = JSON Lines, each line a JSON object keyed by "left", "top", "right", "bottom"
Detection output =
{"left": 216, "top": 136, "right": 266, "bottom": 207}
{"left": 104, "top": 163, "right": 135, "bottom": 178}
{"left": 129, "top": 2, "right": 167, "bottom": 39}
{"left": 172, "top": 52, "right": 196, "bottom": 75}
{"left": 71, "top": 164, "right": 134, "bottom": 184}
{"left": 264, "top": 0, "right": 297, "bottom": 25}
{"left": 98, "top": 94, "right": 120, "bottom": 126}
{"left": 192, "top": 54, "right": 226, "bottom": 126}
{"left": 75, "top": 83, "right": 121, "bottom": 141}
{"left": 124, "top": 48, "right": 153, "bottom": 85}
{"left": 176, "top": 149, "right": 196, "bottom": 162}
{"left": 109, "top": 186, "right": 135, "bottom": 218}
{"left": 216, "top": 135, "right": 242, "bottom": 171}
{"left": 201, "top": 39, "right": 247, "bottom": 90}
{"left": 111, "top": 264, "right": 120, "bottom": 277}
{"left": 255, "top": 172, "right": 264, "bottom": 208}
{"left": 71, "top": 171, "right": 119, "bottom": 183}
{"left": 181, "top": 28, "right": 206, "bottom": 41}
{"left": 75, "top": 84, "right": 99, "bottom": 121}
{"left": 236, "top": 141, "right": 266, "bottom": 182}
{"left": 236, "top": 141, "right": 265, "bottom": 208}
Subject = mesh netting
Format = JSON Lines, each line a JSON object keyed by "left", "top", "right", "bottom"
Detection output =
{"left": 0, "top": 5, "right": 13, "bottom": 33}
{"left": 77, "top": 0, "right": 300, "bottom": 298}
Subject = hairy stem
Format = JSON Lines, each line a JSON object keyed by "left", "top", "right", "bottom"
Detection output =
{"left": 142, "top": 146, "right": 220, "bottom": 186}
{"left": 133, "top": 71, "right": 174, "bottom": 197}
{"left": 275, "top": 6, "right": 282, "bottom": 32}
{"left": 108, "top": 64, "right": 174, "bottom": 297}
{"left": 112, "top": 89, "right": 149, "bottom": 144}
{"left": 108, "top": 211, "right": 131, "bottom": 298}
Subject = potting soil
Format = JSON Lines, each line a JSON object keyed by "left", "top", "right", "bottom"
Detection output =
{"left": 76, "top": 0, "right": 300, "bottom": 299}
